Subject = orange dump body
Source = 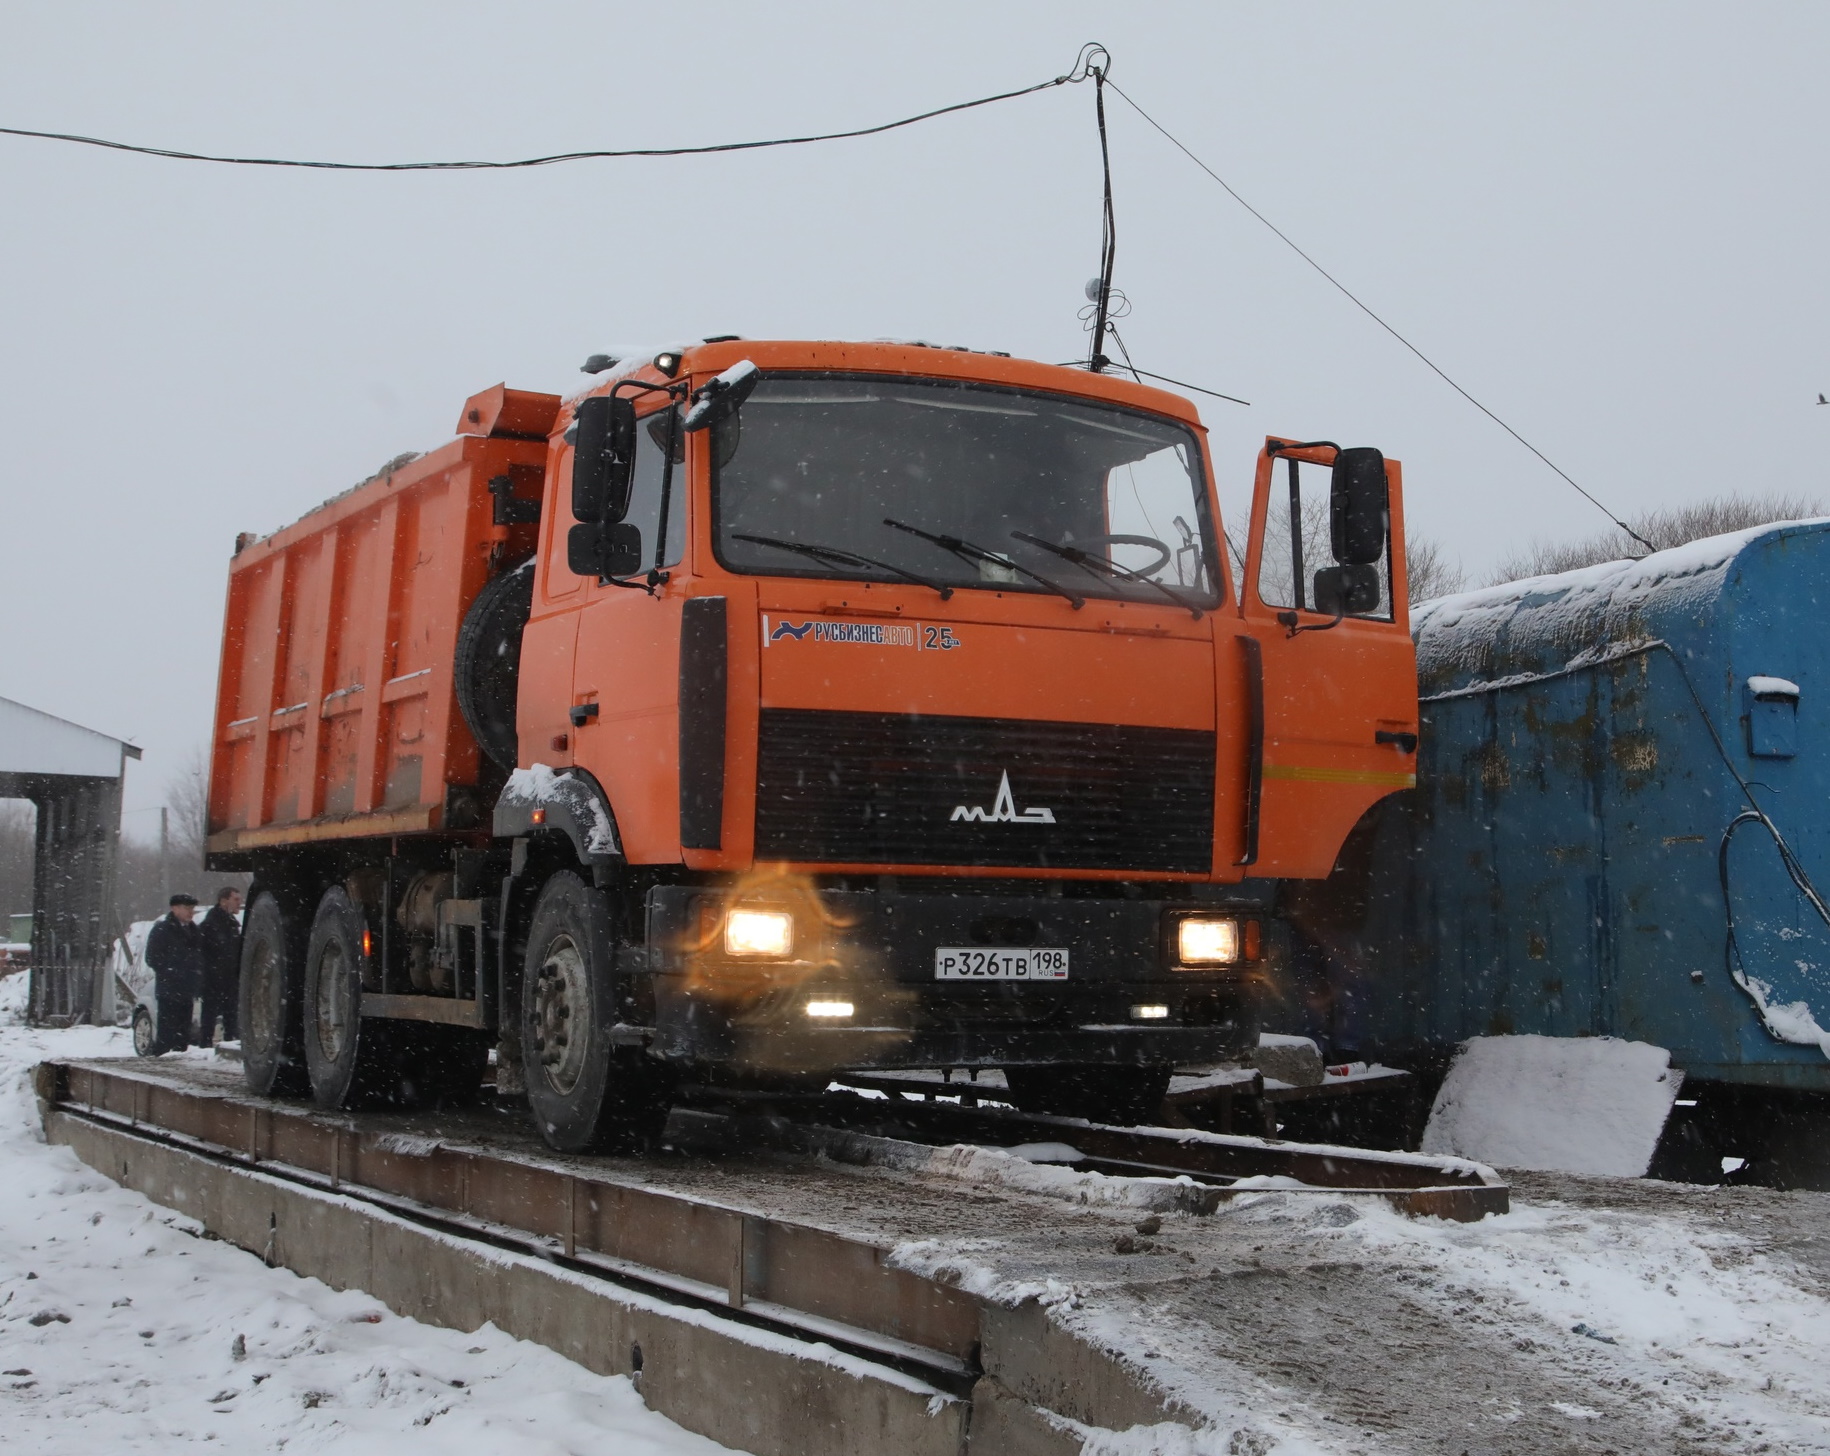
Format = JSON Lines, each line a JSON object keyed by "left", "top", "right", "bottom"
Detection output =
{"left": 207, "top": 389, "right": 555, "bottom": 853}
{"left": 209, "top": 342, "right": 1417, "bottom": 887}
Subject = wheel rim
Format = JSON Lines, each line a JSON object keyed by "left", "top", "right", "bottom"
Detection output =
{"left": 133, "top": 1012, "right": 153, "bottom": 1055}
{"left": 533, "top": 934, "right": 589, "bottom": 1096}
{"left": 315, "top": 939, "right": 354, "bottom": 1064}
{"left": 247, "top": 934, "right": 280, "bottom": 1052}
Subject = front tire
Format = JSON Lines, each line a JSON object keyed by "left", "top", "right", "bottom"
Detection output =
{"left": 239, "top": 889, "right": 310, "bottom": 1096}
{"left": 302, "top": 885, "right": 400, "bottom": 1110}
{"left": 522, "top": 872, "right": 670, "bottom": 1152}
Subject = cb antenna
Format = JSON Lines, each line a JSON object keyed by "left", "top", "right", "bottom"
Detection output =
{"left": 1084, "top": 45, "right": 1116, "bottom": 372}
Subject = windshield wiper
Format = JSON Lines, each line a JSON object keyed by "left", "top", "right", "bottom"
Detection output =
{"left": 881, "top": 518, "right": 1084, "bottom": 610}
{"left": 1010, "top": 531, "right": 1203, "bottom": 619}
{"left": 732, "top": 533, "right": 953, "bottom": 600}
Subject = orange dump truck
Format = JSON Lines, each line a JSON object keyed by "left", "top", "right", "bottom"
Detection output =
{"left": 208, "top": 340, "right": 1418, "bottom": 1149}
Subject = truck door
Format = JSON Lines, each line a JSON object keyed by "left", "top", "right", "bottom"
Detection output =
{"left": 569, "top": 403, "right": 689, "bottom": 861}
{"left": 1237, "top": 439, "right": 1420, "bottom": 879}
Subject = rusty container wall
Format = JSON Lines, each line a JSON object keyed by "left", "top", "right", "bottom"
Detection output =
{"left": 207, "top": 389, "right": 556, "bottom": 857}
{"left": 1291, "top": 520, "right": 1830, "bottom": 1093}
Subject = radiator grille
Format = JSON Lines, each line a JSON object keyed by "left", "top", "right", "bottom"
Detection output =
{"left": 754, "top": 709, "right": 1215, "bottom": 873}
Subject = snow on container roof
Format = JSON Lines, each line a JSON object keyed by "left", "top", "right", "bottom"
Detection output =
{"left": 0, "top": 696, "right": 140, "bottom": 780}
{"left": 1410, "top": 517, "right": 1830, "bottom": 699}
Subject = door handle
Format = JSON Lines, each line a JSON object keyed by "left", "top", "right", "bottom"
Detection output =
{"left": 568, "top": 703, "right": 599, "bottom": 728}
{"left": 1375, "top": 730, "right": 1418, "bottom": 754}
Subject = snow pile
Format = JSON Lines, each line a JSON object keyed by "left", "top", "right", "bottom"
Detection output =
{"left": 1412, "top": 518, "right": 1830, "bottom": 696}
{"left": 1423, "top": 1035, "right": 1680, "bottom": 1175}
{"left": 0, "top": 1020, "right": 738, "bottom": 1452}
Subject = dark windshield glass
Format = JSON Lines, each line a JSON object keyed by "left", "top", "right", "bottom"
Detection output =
{"left": 712, "top": 376, "right": 1221, "bottom": 606}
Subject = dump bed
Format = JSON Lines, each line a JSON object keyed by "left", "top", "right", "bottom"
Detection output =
{"left": 206, "top": 387, "right": 559, "bottom": 857}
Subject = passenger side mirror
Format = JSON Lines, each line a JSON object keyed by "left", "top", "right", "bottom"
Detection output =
{"left": 571, "top": 395, "right": 637, "bottom": 523}
{"left": 1330, "top": 447, "right": 1388, "bottom": 566}
{"left": 682, "top": 360, "right": 760, "bottom": 433}
{"left": 566, "top": 520, "right": 644, "bottom": 579}
{"left": 1313, "top": 563, "right": 1382, "bottom": 616}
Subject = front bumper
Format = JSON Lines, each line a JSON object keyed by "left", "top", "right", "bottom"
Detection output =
{"left": 646, "top": 885, "right": 1265, "bottom": 1073}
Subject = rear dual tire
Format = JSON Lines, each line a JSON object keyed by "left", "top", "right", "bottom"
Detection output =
{"left": 302, "top": 885, "right": 489, "bottom": 1111}
{"left": 239, "top": 888, "right": 312, "bottom": 1097}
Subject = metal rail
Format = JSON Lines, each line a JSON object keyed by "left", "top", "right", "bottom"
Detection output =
{"left": 789, "top": 1079, "right": 1508, "bottom": 1221}
{"left": 35, "top": 1060, "right": 982, "bottom": 1389}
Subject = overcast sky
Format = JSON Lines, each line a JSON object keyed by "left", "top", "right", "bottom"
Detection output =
{"left": 2, "top": 2, "right": 1825, "bottom": 827}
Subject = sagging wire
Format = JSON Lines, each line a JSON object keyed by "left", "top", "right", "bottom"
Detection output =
{"left": 0, "top": 44, "right": 1111, "bottom": 171}
{"left": 1100, "top": 75, "right": 1654, "bottom": 554}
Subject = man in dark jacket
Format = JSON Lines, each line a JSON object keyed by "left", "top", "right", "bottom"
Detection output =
{"left": 199, "top": 887, "right": 243, "bottom": 1042}
{"left": 143, "top": 893, "right": 204, "bottom": 1053}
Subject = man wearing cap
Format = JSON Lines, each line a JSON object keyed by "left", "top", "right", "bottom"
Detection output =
{"left": 143, "top": 893, "right": 204, "bottom": 1054}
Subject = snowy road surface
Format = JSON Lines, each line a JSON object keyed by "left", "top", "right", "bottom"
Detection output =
{"left": 0, "top": 974, "right": 744, "bottom": 1455}
{"left": 6, "top": 963, "right": 1830, "bottom": 1455}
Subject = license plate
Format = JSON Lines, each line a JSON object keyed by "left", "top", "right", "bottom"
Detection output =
{"left": 934, "top": 946, "right": 1070, "bottom": 980}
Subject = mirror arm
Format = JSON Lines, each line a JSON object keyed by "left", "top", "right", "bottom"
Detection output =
{"left": 1278, "top": 607, "right": 1346, "bottom": 639}
{"left": 652, "top": 403, "right": 680, "bottom": 578}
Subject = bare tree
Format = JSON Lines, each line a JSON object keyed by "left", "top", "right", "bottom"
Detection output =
{"left": 1228, "top": 495, "right": 1462, "bottom": 606}
{"left": 0, "top": 800, "right": 34, "bottom": 925}
{"left": 1491, "top": 493, "right": 1826, "bottom": 584}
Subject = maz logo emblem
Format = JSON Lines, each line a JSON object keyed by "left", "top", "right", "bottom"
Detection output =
{"left": 951, "top": 771, "right": 1055, "bottom": 824}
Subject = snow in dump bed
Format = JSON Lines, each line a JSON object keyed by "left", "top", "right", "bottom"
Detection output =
{"left": 0, "top": 975, "right": 741, "bottom": 1454}
{"left": 1423, "top": 1035, "right": 1681, "bottom": 1176}
{"left": 1411, "top": 517, "right": 1830, "bottom": 696}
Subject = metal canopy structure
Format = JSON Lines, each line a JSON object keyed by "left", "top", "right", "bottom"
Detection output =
{"left": 0, "top": 696, "right": 140, "bottom": 1024}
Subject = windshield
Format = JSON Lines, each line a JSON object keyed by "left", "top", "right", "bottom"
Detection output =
{"left": 712, "top": 375, "right": 1222, "bottom": 607}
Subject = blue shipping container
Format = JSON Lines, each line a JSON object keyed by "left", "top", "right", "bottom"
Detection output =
{"left": 1293, "top": 521, "right": 1830, "bottom": 1092}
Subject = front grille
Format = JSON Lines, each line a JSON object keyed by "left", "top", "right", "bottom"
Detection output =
{"left": 754, "top": 709, "right": 1215, "bottom": 873}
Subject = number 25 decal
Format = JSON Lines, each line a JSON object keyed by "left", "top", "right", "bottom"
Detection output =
{"left": 922, "top": 625, "right": 961, "bottom": 651}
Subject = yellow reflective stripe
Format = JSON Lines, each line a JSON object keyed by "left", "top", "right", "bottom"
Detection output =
{"left": 1262, "top": 764, "right": 1416, "bottom": 788}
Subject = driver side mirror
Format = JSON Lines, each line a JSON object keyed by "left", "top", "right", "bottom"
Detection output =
{"left": 1330, "top": 447, "right": 1388, "bottom": 565}
{"left": 567, "top": 521, "right": 644, "bottom": 579}
{"left": 571, "top": 395, "right": 637, "bottom": 524}
{"left": 682, "top": 360, "right": 760, "bottom": 433}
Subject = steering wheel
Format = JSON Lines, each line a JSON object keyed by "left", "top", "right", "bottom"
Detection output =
{"left": 1069, "top": 533, "right": 1172, "bottom": 578}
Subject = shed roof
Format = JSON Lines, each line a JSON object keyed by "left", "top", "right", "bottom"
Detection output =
{"left": 0, "top": 696, "right": 141, "bottom": 781}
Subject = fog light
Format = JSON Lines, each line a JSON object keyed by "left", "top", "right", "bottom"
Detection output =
{"left": 805, "top": 999, "right": 854, "bottom": 1019}
{"left": 1130, "top": 1003, "right": 1170, "bottom": 1020}
{"left": 1177, "top": 917, "right": 1239, "bottom": 965}
{"left": 725, "top": 908, "right": 793, "bottom": 958}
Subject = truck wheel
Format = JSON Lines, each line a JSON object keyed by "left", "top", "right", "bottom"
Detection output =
{"left": 522, "top": 871, "right": 670, "bottom": 1152}
{"left": 302, "top": 886, "right": 399, "bottom": 1110}
{"left": 1003, "top": 1064, "right": 1173, "bottom": 1127}
{"left": 240, "top": 890, "right": 311, "bottom": 1097}
{"left": 131, "top": 1006, "right": 157, "bottom": 1058}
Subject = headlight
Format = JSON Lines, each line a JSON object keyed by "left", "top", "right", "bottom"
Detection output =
{"left": 804, "top": 999, "right": 855, "bottom": 1019}
{"left": 725, "top": 908, "right": 794, "bottom": 958}
{"left": 1176, "top": 916, "right": 1240, "bottom": 966}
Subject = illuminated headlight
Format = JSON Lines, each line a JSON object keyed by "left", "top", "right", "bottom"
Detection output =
{"left": 724, "top": 908, "right": 794, "bottom": 958}
{"left": 1130, "top": 1003, "right": 1170, "bottom": 1021}
{"left": 804, "top": 999, "right": 855, "bottom": 1019}
{"left": 1177, "top": 917, "right": 1240, "bottom": 966}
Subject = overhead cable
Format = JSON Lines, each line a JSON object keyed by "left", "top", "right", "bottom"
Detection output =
{"left": 1103, "top": 78, "right": 1653, "bottom": 552}
{"left": 0, "top": 44, "right": 1108, "bottom": 172}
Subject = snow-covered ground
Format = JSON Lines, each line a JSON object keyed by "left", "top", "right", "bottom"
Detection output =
{"left": 6, "top": 960, "right": 1830, "bottom": 1454}
{"left": 0, "top": 971, "right": 743, "bottom": 1454}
